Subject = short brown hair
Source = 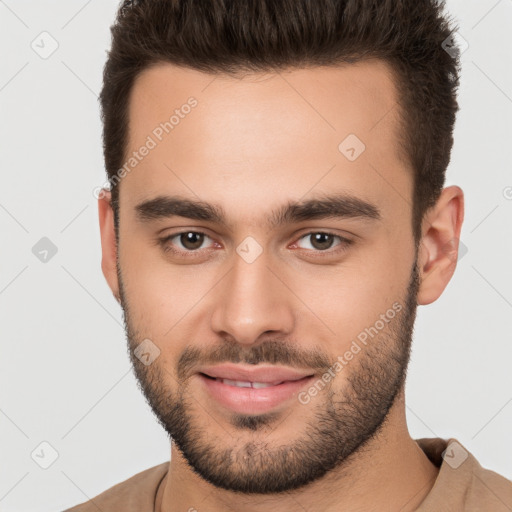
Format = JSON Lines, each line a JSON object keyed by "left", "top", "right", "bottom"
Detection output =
{"left": 100, "top": 0, "right": 461, "bottom": 244}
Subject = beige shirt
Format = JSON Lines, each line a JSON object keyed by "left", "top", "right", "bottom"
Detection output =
{"left": 64, "top": 438, "right": 512, "bottom": 511}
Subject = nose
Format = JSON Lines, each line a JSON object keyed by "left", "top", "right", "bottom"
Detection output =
{"left": 209, "top": 249, "right": 295, "bottom": 346}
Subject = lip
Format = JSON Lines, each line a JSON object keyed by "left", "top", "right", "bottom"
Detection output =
{"left": 196, "top": 364, "right": 316, "bottom": 415}
{"left": 197, "top": 363, "right": 314, "bottom": 384}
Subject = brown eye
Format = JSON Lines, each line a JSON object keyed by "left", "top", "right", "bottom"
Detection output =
{"left": 310, "top": 233, "right": 335, "bottom": 250}
{"left": 179, "top": 232, "right": 205, "bottom": 250}
{"left": 297, "top": 232, "right": 341, "bottom": 251}
{"left": 159, "top": 231, "right": 214, "bottom": 254}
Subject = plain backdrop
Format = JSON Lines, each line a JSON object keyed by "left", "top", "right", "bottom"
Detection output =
{"left": 0, "top": 1, "right": 511, "bottom": 510}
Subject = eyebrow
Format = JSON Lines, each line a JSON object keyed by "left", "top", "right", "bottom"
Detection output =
{"left": 135, "top": 193, "right": 382, "bottom": 228}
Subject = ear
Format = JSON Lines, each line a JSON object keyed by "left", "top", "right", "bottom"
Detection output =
{"left": 416, "top": 185, "right": 465, "bottom": 306}
{"left": 98, "top": 189, "right": 120, "bottom": 302}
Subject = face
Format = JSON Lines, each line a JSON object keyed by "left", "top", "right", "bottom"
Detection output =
{"left": 109, "top": 60, "right": 422, "bottom": 493}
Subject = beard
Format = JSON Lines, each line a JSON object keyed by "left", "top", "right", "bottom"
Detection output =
{"left": 119, "top": 256, "right": 420, "bottom": 494}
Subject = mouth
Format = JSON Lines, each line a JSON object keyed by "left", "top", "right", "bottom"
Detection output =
{"left": 197, "top": 369, "right": 316, "bottom": 415}
{"left": 200, "top": 373, "right": 305, "bottom": 388}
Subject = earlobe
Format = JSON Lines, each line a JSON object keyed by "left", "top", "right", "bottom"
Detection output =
{"left": 416, "top": 185, "right": 465, "bottom": 306}
{"left": 98, "top": 189, "right": 120, "bottom": 302}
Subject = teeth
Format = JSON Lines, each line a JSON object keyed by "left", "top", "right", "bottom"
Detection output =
{"left": 222, "top": 379, "right": 252, "bottom": 388}
{"left": 217, "top": 378, "right": 283, "bottom": 388}
{"left": 252, "top": 382, "right": 274, "bottom": 389}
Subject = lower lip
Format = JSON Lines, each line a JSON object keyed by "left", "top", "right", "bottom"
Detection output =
{"left": 198, "top": 374, "right": 315, "bottom": 415}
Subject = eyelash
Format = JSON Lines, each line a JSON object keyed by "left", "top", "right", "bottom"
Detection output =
{"left": 158, "top": 230, "right": 353, "bottom": 259}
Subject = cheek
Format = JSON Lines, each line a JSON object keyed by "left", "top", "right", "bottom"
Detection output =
{"left": 291, "top": 241, "right": 411, "bottom": 349}
{"left": 120, "top": 242, "right": 218, "bottom": 335}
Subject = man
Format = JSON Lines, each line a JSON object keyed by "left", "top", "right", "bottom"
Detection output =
{"left": 67, "top": 0, "right": 512, "bottom": 510}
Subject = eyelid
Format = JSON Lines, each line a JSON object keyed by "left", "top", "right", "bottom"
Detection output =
{"left": 158, "top": 230, "right": 217, "bottom": 255}
{"left": 293, "top": 229, "right": 350, "bottom": 246}
{"left": 290, "top": 231, "right": 352, "bottom": 252}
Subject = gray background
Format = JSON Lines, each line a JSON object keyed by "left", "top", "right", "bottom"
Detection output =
{"left": 1, "top": 1, "right": 511, "bottom": 510}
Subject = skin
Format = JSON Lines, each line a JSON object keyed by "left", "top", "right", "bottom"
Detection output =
{"left": 99, "top": 60, "right": 464, "bottom": 511}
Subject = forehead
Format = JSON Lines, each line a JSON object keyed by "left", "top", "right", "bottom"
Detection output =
{"left": 122, "top": 60, "right": 411, "bottom": 223}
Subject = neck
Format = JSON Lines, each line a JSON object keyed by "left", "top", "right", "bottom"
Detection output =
{"left": 157, "top": 390, "right": 439, "bottom": 512}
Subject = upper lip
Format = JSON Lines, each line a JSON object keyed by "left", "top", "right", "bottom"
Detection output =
{"left": 197, "top": 364, "right": 315, "bottom": 384}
